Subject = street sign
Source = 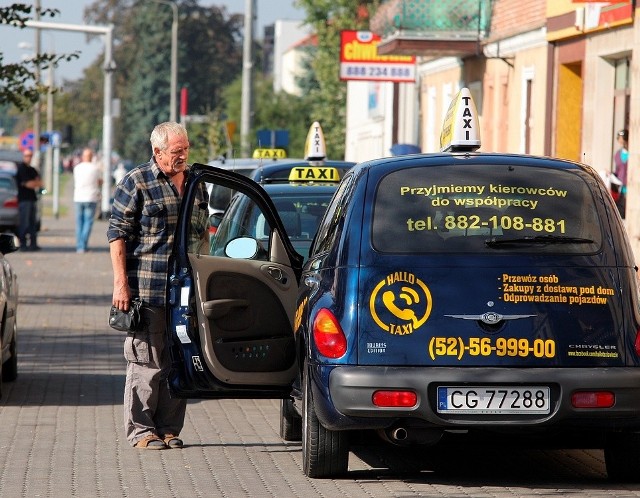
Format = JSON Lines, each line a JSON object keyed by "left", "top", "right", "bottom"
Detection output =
{"left": 19, "top": 129, "right": 34, "bottom": 151}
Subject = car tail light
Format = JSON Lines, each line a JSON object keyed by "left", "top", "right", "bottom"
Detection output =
{"left": 312, "top": 308, "right": 347, "bottom": 358}
{"left": 209, "top": 226, "right": 217, "bottom": 235}
{"left": 372, "top": 390, "right": 417, "bottom": 408}
{"left": 3, "top": 197, "right": 17, "bottom": 209}
{"left": 571, "top": 391, "right": 615, "bottom": 408}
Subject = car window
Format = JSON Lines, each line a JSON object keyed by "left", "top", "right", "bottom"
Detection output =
{"left": 181, "top": 181, "right": 212, "bottom": 254}
{"left": 312, "top": 174, "right": 355, "bottom": 256}
{"left": 0, "top": 176, "right": 15, "bottom": 190}
{"left": 206, "top": 167, "right": 255, "bottom": 213}
{"left": 372, "top": 164, "right": 602, "bottom": 254}
{"left": 210, "top": 192, "right": 271, "bottom": 261}
{"left": 212, "top": 190, "right": 334, "bottom": 261}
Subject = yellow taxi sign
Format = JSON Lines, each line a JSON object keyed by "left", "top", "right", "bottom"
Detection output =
{"left": 440, "top": 87, "right": 481, "bottom": 153}
{"left": 252, "top": 148, "right": 287, "bottom": 160}
{"left": 289, "top": 166, "right": 340, "bottom": 182}
{"left": 304, "top": 121, "right": 327, "bottom": 161}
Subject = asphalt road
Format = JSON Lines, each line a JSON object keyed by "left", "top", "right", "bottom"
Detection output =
{"left": 0, "top": 178, "right": 639, "bottom": 497}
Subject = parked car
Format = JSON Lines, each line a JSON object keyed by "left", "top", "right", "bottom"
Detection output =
{"left": 0, "top": 173, "right": 19, "bottom": 233}
{"left": 0, "top": 232, "right": 19, "bottom": 396}
{"left": 0, "top": 149, "right": 42, "bottom": 233}
{"left": 166, "top": 89, "right": 640, "bottom": 480}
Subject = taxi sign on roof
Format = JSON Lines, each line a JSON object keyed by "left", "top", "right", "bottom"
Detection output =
{"left": 304, "top": 121, "right": 327, "bottom": 161}
{"left": 288, "top": 166, "right": 340, "bottom": 182}
{"left": 253, "top": 148, "right": 287, "bottom": 160}
{"left": 440, "top": 87, "right": 481, "bottom": 153}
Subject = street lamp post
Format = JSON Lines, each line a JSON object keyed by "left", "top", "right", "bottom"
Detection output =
{"left": 25, "top": 20, "right": 116, "bottom": 218}
{"left": 151, "top": 0, "right": 178, "bottom": 122}
{"left": 241, "top": 0, "right": 256, "bottom": 156}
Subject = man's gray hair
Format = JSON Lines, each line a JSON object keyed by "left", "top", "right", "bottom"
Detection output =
{"left": 150, "top": 122, "right": 188, "bottom": 152}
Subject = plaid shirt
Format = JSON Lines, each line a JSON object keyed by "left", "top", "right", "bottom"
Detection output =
{"left": 107, "top": 159, "right": 208, "bottom": 307}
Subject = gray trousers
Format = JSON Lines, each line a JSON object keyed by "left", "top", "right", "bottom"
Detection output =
{"left": 124, "top": 305, "right": 187, "bottom": 446}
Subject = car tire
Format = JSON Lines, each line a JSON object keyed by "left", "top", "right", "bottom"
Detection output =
{"left": 2, "top": 320, "right": 17, "bottom": 382}
{"left": 301, "top": 359, "right": 348, "bottom": 478}
{"left": 604, "top": 432, "right": 640, "bottom": 481}
{"left": 280, "top": 398, "right": 302, "bottom": 441}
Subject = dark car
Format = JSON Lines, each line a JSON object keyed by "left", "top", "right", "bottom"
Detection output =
{"left": 0, "top": 232, "right": 19, "bottom": 395}
{"left": 167, "top": 90, "right": 640, "bottom": 480}
{"left": 210, "top": 174, "right": 341, "bottom": 261}
{"left": 206, "top": 123, "right": 354, "bottom": 235}
{"left": 0, "top": 149, "right": 42, "bottom": 233}
{"left": 249, "top": 122, "right": 354, "bottom": 184}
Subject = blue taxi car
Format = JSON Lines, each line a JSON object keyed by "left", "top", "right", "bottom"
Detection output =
{"left": 167, "top": 91, "right": 640, "bottom": 480}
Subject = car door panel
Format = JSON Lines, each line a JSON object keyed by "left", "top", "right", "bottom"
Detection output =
{"left": 188, "top": 251, "right": 298, "bottom": 381}
{"left": 168, "top": 164, "right": 302, "bottom": 398}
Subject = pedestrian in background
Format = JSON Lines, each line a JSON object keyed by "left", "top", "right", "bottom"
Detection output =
{"left": 73, "top": 148, "right": 102, "bottom": 253}
{"left": 107, "top": 122, "right": 209, "bottom": 450}
{"left": 613, "top": 129, "right": 629, "bottom": 218}
{"left": 15, "top": 149, "right": 42, "bottom": 251}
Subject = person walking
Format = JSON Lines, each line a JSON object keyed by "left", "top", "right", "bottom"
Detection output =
{"left": 613, "top": 129, "right": 629, "bottom": 218}
{"left": 15, "top": 149, "right": 42, "bottom": 251}
{"left": 107, "top": 122, "right": 208, "bottom": 450}
{"left": 73, "top": 148, "right": 102, "bottom": 253}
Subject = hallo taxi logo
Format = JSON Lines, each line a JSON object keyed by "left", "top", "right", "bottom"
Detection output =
{"left": 369, "top": 272, "right": 432, "bottom": 335}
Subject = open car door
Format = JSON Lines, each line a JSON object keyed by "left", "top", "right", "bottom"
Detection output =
{"left": 167, "top": 164, "right": 304, "bottom": 399}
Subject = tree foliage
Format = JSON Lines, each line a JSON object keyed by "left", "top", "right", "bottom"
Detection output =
{"left": 222, "top": 74, "right": 311, "bottom": 159}
{"left": 0, "top": 4, "right": 78, "bottom": 110}
{"left": 295, "top": 0, "right": 379, "bottom": 159}
{"left": 68, "top": 0, "right": 245, "bottom": 163}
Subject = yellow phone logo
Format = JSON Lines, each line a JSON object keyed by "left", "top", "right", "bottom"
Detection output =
{"left": 370, "top": 272, "right": 432, "bottom": 335}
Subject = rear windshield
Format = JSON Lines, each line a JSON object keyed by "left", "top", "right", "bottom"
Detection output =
{"left": 372, "top": 164, "right": 602, "bottom": 254}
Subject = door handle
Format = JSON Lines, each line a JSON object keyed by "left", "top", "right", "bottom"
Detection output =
{"left": 267, "top": 266, "right": 287, "bottom": 284}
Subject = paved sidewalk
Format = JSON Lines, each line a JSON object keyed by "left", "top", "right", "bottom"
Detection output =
{"left": 0, "top": 173, "right": 635, "bottom": 497}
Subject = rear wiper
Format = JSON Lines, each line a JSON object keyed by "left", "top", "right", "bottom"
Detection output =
{"left": 485, "top": 235, "right": 595, "bottom": 247}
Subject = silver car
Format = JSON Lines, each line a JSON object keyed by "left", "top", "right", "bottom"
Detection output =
{"left": 0, "top": 171, "right": 19, "bottom": 234}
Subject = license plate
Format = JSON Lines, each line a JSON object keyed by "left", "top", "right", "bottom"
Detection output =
{"left": 437, "top": 386, "right": 550, "bottom": 414}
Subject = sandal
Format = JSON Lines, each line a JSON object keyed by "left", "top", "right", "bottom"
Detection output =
{"left": 134, "top": 434, "right": 167, "bottom": 450}
{"left": 161, "top": 434, "right": 184, "bottom": 448}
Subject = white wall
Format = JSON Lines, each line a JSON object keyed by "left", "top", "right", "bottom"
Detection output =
{"left": 345, "top": 80, "right": 420, "bottom": 163}
{"left": 273, "top": 20, "right": 312, "bottom": 94}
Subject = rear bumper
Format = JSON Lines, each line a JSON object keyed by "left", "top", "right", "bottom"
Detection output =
{"left": 316, "top": 366, "right": 640, "bottom": 432}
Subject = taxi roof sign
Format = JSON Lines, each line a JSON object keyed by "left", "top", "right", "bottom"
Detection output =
{"left": 252, "top": 148, "right": 287, "bottom": 160}
{"left": 288, "top": 166, "right": 340, "bottom": 183}
{"left": 439, "top": 87, "right": 481, "bottom": 153}
{"left": 304, "top": 121, "right": 327, "bottom": 161}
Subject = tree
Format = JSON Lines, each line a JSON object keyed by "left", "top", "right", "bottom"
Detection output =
{"left": 222, "top": 74, "right": 311, "bottom": 158}
{"left": 79, "top": 0, "right": 244, "bottom": 163}
{"left": 295, "top": 0, "right": 380, "bottom": 159}
{"left": 0, "top": 4, "right": 78, "bottom": 110}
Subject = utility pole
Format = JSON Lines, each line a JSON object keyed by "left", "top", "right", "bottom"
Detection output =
{"left": 151, "top": 0, "right": 178, "bottom": 122}
{"left": 33, "top": 0, "right": 41, "bottom": 169}
{"left": 240, "top": 0, "right": 255, "bottom": 157}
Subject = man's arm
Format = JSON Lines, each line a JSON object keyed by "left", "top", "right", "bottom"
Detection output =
{"left": 110, "top": 238, "right": 131, "bottom": 310}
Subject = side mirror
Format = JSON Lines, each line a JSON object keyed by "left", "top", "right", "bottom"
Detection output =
{"left": 225, "top": 237, "right": 258, "bottom": 259}
{"left": 0, "top": 233, "right": 19, "bottom": 254}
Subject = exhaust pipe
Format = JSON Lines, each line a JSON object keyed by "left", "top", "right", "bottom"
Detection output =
{"left": 379, "top": 425, "right": 444, "bottom": 446}
{"left": 391, "top": 427, "right": 408, "bottom": 441}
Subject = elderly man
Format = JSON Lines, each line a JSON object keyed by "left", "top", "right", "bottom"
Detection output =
{"left": 107, "top": 122, "right": 208, "bottom": 449}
